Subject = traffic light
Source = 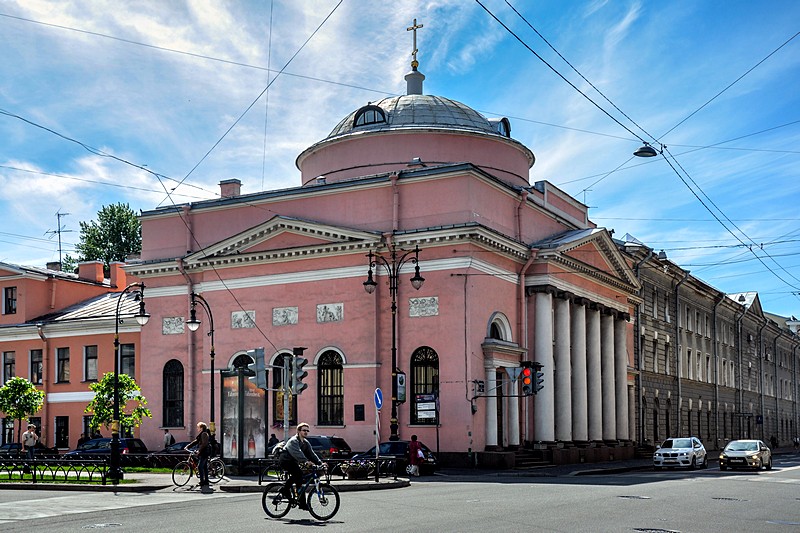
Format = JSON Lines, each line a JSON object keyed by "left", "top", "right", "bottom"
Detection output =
{"left": 520, "top": 361, "right": 533, "bottom": 395}
{"left": 292, "top": 346, "right": 308, "bottom": 395}
{"left": 247, "top": 347, "right": 267, "bottom": 389}
{"left": 533, "top": 362, "right": 544, "bottom": 394}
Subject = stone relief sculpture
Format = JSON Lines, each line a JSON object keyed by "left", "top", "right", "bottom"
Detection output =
{"left": 317, "top": 303, "right": 343, "bottom": 323}
{"left": 409, "top": 296, "right": 438, "bottom": 317}
{"left": 162, "top": 316, "right": 185, "bottom": 335}
{"left": 231, "top": 310, "right": 256, "bottom": 329}
{"left": 272, "top": 306, "right": 299, "bottom": 326}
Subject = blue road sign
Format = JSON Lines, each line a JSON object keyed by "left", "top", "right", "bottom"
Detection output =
{"left": 374, "top": 388, "right": 383, "bottom": 410}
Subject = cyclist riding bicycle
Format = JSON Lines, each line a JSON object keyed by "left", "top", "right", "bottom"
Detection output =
{"left": 278, "top": 422, "right": 325, "bottom": 510}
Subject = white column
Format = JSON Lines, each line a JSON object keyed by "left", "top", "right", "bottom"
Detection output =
{"left": 485, "top": 367, "right": 498, "bottom": 448}
{"left": 615, "top": 317, "right": 630, "bottom": 440}
{"left": 571, "top": 301, "right": 588, "bottom": 442}
{"left": 534, "top": 291, "right": 555, "bottom": 442}
{"left": 586, "top": 307, "right": 603, "bottom": 441}
{"left": 601, "top": 313, "right": 617, "bottom": 441}
{"left": 508, "top": 376, "right": 520, "bottom": 447}
{"left": 554, "top": 297, "right": 572, "bottom": 442}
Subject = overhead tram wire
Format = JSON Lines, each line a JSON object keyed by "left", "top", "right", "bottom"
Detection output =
{"left": 163, "top": 0, "right": 345, "bottom": 198}
{"left": 261, "top": 0, "right": 275, "bottom": 191}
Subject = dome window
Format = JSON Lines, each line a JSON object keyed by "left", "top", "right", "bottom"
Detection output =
{"left": 488, "top": 117, "right": 511, "bottom": 138}
{"left": 354, "top": 105, "right": 387, "bottom": 127}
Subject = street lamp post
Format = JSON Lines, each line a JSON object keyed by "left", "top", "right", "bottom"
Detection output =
{"left": 110, "top": 282, "right": 150, "bottom": 484}
{"left": 363, "top": 244, "right": 425, "bottom": 441}
{"left": 186, "top": 292, "right": 216, "bottom": 436}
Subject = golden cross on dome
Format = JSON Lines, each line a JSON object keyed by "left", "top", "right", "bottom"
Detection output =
{"left": 407, "top": 18, "right": 424, "bottom": 67}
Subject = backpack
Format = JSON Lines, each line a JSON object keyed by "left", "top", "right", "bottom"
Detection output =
{"left": 168, "top": 434, "right": 176, "bottom": 446}
{"left": 271, "top": 441, "right": 285, "bottom": 458}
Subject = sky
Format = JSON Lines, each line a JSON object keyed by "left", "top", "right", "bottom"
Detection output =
{"left": 1, "top": 0, "right": 799, "bottom": 317}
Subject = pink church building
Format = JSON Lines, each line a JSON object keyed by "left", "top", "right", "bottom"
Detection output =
{"left": 129, "top": 58, "right": 639, "bottom": 466}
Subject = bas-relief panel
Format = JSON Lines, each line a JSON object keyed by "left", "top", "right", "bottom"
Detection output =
{"left": 317, "top": 303, "right": 343, "bottom": 323}
{"left": 162, "top": 316, "right": 185, "bottom": 335}
{"left": 273, "top": 306, "right": 299, "bottom": 326}
{"left": 409, "top": 296, "right": 438, "bottom": 317}
{"left": 231, "top": 310, "right": 256, "bottom": 329}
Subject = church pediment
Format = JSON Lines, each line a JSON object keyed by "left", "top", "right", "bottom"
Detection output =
{"left": 183, "top": 216, "right": 379, "bottom": 266}
{"left": 533, "top": 228, "right": 640, "bottom": 292}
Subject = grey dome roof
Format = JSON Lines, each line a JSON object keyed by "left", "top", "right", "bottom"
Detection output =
{"left": 325, "top": 94, "right": 502, "bottom": 140}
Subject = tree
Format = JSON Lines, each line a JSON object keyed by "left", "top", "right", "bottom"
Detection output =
{"left": 0, "top": 377, "right": 45, "bottom": 442}
{"left": 85, "top": 372, "right": 151, "bottom": 434}
{"left": 65, "top": 203, "right": 142, "bottom": 274}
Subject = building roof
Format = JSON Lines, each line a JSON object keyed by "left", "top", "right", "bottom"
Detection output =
{"left": 31, "top": 292, "right": 143, "bottom": 324}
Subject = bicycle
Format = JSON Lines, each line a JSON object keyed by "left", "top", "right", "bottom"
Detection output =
{"left": 261, "top": 464, "right": 340, "bottom": 521}
{"left": 172, "top": 452, "right": 226, "bottom": 487}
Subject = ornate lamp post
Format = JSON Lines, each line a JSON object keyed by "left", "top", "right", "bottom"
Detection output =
{"left": 110, "top": 282, "right": 150, "bottom": 484}
{"left": 363, "top": 244, "right": 424, "bottom": 441}
{"left": 186, "top": 292, "right": 216, "bottom": 436}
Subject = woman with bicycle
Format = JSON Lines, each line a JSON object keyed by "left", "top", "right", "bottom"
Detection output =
{"left": 278, "top": 422, "right": 325, "bottom": 510}
{"left": 186, "top": 421, "right": 211, "bottom": 486}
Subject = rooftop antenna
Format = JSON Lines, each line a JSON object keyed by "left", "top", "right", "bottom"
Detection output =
{"left": 45, "top": 210, "right": 74, "bottom": 266}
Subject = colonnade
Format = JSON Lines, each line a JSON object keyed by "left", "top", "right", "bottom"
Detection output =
{"left": 484, "top": 289, "right": 632, "bottom": 449}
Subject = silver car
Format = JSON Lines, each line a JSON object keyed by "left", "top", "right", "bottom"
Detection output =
{"left": 653, "top": 437, "right": 708, "bottom": 470}
{"left": 719, "top": 439, "right": 772, "bottom": 471}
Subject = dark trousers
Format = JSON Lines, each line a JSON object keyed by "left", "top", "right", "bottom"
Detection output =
{"left": 198, "top": 454, "right": 209, "bottom": 483}
{"left": 280, "top": 459, "right": 303, "bottom": 499}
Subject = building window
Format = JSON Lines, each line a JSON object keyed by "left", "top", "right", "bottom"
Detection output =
{"left": 706, "top": 356, "right": 711, "bottom": 384}
{"left": 56, "top": 347, "right": 70, "bottom": 382}
{"left": 163, "top": 359, "right": 184, "bottom": 428}
{"left": 55, "top": 416, "right": 69, "bottom": 448}
{"left": 2, "top": 418, "right": 13, "bottom": 445}
{"left": 30, "top": 349, "right": 42, "bottom": 385}
{"left": 120, "top": 343, "right": 135, "bottom": 376}
{"left": 354, "top": 105, "right": 386, "bottom": 127}
{"left": 2, "top": 351, "right": 14, "bottom": 383}
{"left": 84, "top": 345, "right": 98, "bottom": 382}
{"left": 83, "top": 415, "right": 94, "bottom": 440}
{"left": 3, "top": 287, "right": 16, "bottom": 315}
{"left": 652, "top": 340, "right": 658, "bottom": 374}
{"left": 665, "top": 344, "right": 671, "bottom": 375}
{"left": 317, "top": 351, "right": 344, "bottom": 426}
{"left": 272, "top": 353, "right": 297, "bottom": 426}
{"left": 410, "top": 346, "right": 439, "bottom": 425}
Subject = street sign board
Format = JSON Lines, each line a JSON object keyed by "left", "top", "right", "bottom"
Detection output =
{"left": 506, "top": 367, "right": 522, "bottom": 381}
{"left": 374, "top": 388, "right": 383, "bottom": 410}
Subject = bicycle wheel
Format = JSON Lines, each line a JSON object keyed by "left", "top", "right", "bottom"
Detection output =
{"left": 306, "top": 483, "right": 340, "bottom": 521}
{"left": 172, "top": 461, "right": 193, "bottom": 487}
{"left": 262, "top": 483, "right": 292, "bottom": 518}
{"left": 208, "top": 457, "right": 225, "bottom": 483}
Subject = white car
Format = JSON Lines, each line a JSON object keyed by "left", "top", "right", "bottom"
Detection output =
{"left": 653, "top": 437, "right": 708, "bottom": 470}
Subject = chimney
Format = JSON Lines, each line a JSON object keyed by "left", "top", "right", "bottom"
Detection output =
{"left": 109, "top": 261, "right": 127, "bottom": 288}
{"left": 220, "top": 179, "right": 242, "bottom": 198}
{"left": 78, "top": 261, "right": 105, "bottom": 283}
{"left": 46, "top": 261, "right": 62, "bottom": 272}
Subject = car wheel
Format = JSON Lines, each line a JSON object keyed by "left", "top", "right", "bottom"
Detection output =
{"left": 757, "top": 458, "right": 763, "bottom": 470}
{"left": 689, "top": 457, "right": 696, "bottom": 470}
{"left": 703, "top": 456, "right": 709, "bottom": 469}
{"left": 766, "top": 458, "right": 773, "bottom": 470}
{"left": 720, "top": 464, "right": 727, "bottom": 471}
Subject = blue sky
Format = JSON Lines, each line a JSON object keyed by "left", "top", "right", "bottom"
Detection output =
{"left": 1, "top": 1, "right": 799, "bottom": 317}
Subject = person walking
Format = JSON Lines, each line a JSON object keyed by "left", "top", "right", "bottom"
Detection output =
{"left": 278, "top": 423, "right": 324, "bottom": 510}
{"left": 22, "top": 424, "right": 38, "bottom": 460}
{"left": 163, "top": 428, "right": 175, "bottom": 449}
{"left": 186, "top": 422, "right": 211, "bottom": 487}
{"left": 408, "top": 434, "right": 423, "bottom": 477}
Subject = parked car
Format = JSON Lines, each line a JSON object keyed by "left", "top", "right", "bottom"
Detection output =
{"left": 65, "top": 437, "right": 148, "bottom": 456}
{"left": 152, "top": 441, "right": 193, "bottom": 455}
{"left": 719, "top": 439, "right": 772, "bottom": 471}
{"left": 653, "top": 437, "right": 708, "bottom": 470}
{"left": 305, "top": 435, "right": 353, "bottom": 460}
{"left": 352, "top": 440, "right": 438, "bottom": 475}
{"left": 0, "top": 442, "right": 59, "bottom": 458}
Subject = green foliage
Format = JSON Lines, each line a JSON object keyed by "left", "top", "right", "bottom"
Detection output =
{"left": 74, "top": 203, "right": 141, "bottom": 273}
{"left": 0, "top": 377, "right": 45, "bottom": 442}
{"left": 85, "top": 372, "right": 151, "bottom": 433}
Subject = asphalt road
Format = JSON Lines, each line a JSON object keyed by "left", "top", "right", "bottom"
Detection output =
{"left": 2, "top": 455, "right": 800, "bottom": 532}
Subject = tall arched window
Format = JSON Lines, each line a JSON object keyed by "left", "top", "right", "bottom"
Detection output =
{"left": 317, "top": 351, "right": 344, "bottom": 426}
{"left": 163, "top": 359, "right": 184, "bottom": 428}
{"left": 271, "top": 353, "right": 296, "bottom": 427}
{"left": 410, "top": 346, "right": 439, "bottom": 425}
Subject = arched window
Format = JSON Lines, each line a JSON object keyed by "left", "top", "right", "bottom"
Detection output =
{"left": 489, "top": 322, "right": 503, "bottom": 340}
{"left": 271, "top": 353, "right": 296, "bottom": 427}
{"left": 317, "top": 351, "right": 344, "bottom": 426}
{"left": 163, "top": 359, "right": 184, "bottom": 428}
{"left": 354, "top": 105, "right": 386, "bottom": 127}
{"left": 410, "top": 346, "right": 439, "bottom": 425}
